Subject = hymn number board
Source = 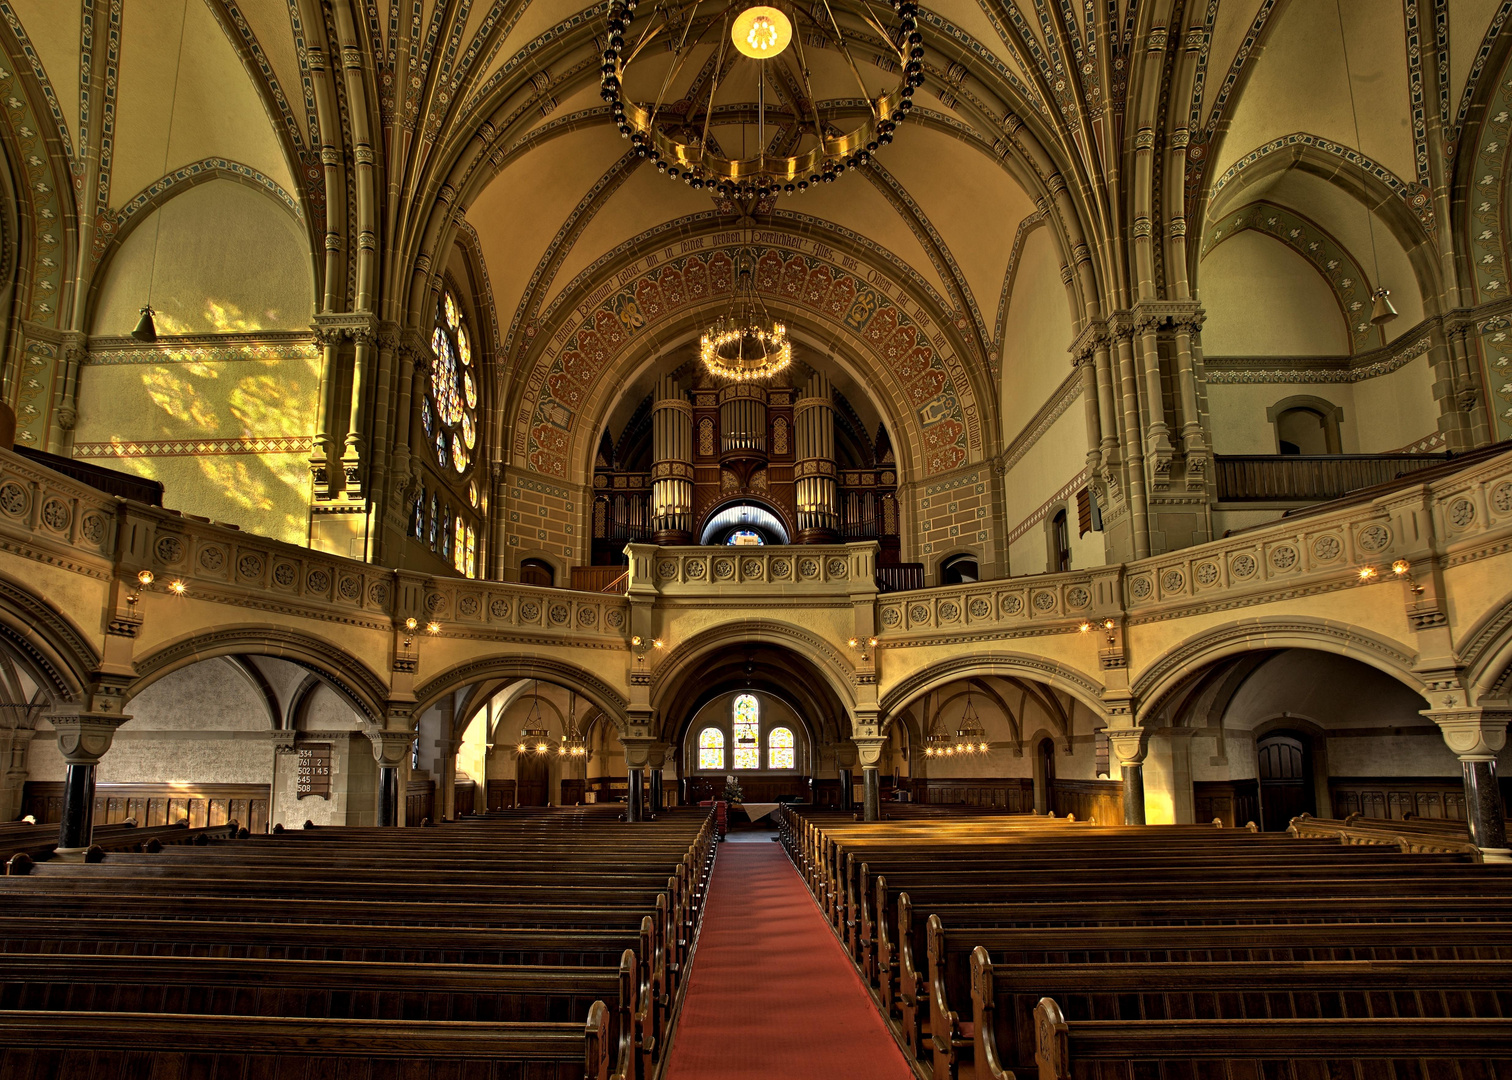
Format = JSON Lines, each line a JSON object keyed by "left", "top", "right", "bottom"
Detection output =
{"left": 297, "top": 743, "right": 332, "bottom": 800}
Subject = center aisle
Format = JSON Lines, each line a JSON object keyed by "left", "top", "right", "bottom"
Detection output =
{"left": 662, "top": 833, "right": 916, "bottom": 1080}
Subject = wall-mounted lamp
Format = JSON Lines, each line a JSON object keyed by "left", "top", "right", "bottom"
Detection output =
{"left": 847, "top": 636, "right": 879, "bottom": 662}
{"left": 125, "top": 568, "right": 155, "bottom": 610}
{"left": 1391, "top": 558, "right": 1426, "bottom": 597}
{"left": 168, "top": 579, "right": 188, "bottom": 596}
{"left": 631, "top": 635, "right": 666, "bottom": 667}
{"left": 1078, "top": 617, "right": 1117, "bottom": 648}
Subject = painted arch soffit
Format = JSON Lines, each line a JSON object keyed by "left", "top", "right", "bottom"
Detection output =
{"left": 1201, "top": 200, "right": 1375, "bottom": 353}
{"left": 506, "top": 228, "right": 985, "bottom": 485}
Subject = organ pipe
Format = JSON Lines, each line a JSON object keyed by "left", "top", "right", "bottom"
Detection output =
{"left": 651, "top": 375, "right": 694, "bottom": 543}
{"left": 795, "top": 372, "right": 838, "bottom": 542}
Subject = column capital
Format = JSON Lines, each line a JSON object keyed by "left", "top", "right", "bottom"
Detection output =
{"left": 49, "top": 713, "right": 128, "bottom": 765}
{"left": 364, "top": 725, "right": 414, "bottom": 768}
{"left": 851, "top": 737, "right": 887, "bottom": 767}
{"left": 620, "top": 736, "right": 663, "bottom": 769}
{"left": 1104, "top": 725, "right": 1149, "bottom": 766}
{"left": 1423, "top": 707, "right": 1511, "bottom": 760}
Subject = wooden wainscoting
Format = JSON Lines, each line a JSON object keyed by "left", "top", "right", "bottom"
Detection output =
{"left": 485, "top": 779, "right": 516, "bottom": 811}
{"left": 587, "top": 776, "right": 628, "bottom": 803}
{"left": 1194, "top": 779, "right": 1261, "bottom": 828}
{"left": 454, "top": 778, "right": 476, "bottom": 817}
{"left": 560, "top": 778, "right": 586, "bottom": 806}
{"left": 405, "top": 777, "right": 435, "bottom": 826}
{"left": 21, "top": 781, "right": 269, "bottom": 834}
{"left": 912, "top": 776, "right": 1034, "bottom": 810}
{"left": 1329, "top": 776, "right": 1466, "bottom": 821}
{"left": 1052, "top": 779, "right": 1123, "bottom": 823}
{"left": 811, "top": 778, "right": 846, "bottom": 807}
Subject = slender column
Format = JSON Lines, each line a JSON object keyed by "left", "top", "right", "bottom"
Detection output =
{"left": 366, "top": 728, "right": 413, "bottom": 828}
{"left": 310, "top": 329, "right": 342, "bottom": 499}
{"left": 627, "top": 767, "right": 645, "bottom": 822}
{"left": 1106, "top": 727, "right": 1149, "bottom": 826}
{"left": 343, "top": 326, "right": 376, "bottom": 499}
{"left": 1093, "top": 333, "right": 1120, "bottom": 467}
{"left": 1136, "top": 315, "right": 1172, "bottom": 464}
{"left": 838, "top": 767, "right": 853, "bottom": 810}
{"left": 862, "top": 766, "right": 880, "bottom": 822}
{"left": 1426, "top": 708, "right": 1511, "bottom": 860}
{"left": 435, "top": 738, "right": 459, "bottom": 821}
{"left": 795, "top": 373, "right": 838, "bottom": 542}
{"left": 650, "top": 768, "right": 663, "bottom": 814}
{"left": 51, "top": 714, "right": 126, "bottom": 854}
{"left": 1111, "top": 317, "right": 1151, "bottom": 558}
{"left": 651, "top": 377, "right": 694, "bottom": 544}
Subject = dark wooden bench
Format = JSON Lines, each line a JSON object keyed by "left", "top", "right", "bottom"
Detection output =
{"left": 0, "top": 1006, "right": 617, "bottom": 1080}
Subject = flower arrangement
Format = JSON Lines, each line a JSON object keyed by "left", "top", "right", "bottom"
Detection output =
{"left": 720, "top": 774, "right": 744, "bottom": 805}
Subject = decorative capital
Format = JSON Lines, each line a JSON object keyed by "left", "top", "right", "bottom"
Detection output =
{"left": 1424, "top": 708, "right": 1510, "bottom": 760}
{"left": 364, "top": 725, "right": 414, "bottom": 768}
{"left": 50, "top": 713, "right": 129, "bottom": 765}
{"left": 1104, "top": 726, "right": 1148, "bottom": 766}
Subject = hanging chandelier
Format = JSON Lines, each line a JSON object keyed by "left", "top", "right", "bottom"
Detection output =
{"left": 701, "top": 247, "right": 792, "bottom": 381}
{"left": 518, "top": 680, "right": 552, "bottom": 755}
{"left": 600, "top": 0, "right": 923, "bottom": 200}
{"left": 560, "top": 696, "right": 588, "bottom": 757}
{"left": 954, "top": 687, "right": 988, "bottom": 755}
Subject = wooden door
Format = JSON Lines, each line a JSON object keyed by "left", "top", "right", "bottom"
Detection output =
{"left": 1257, "top": 734, "right": 1312, "bottom": 831}
{"left": 517, "top": 752, "right": 550, "bottom": 807}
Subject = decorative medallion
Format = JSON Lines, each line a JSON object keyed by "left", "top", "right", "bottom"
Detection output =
{"left": 686, "top": 559, "right": 707, "bottom": 579}
{"left": 969, "top": 597, "right": 991, "bottom": 618}
{"left": 1312, "top": 535, "right": 1342, "bottom": 561}
{"left": 307, "top": 570, "right": 331, "bottom": 594}
{"left": 1162, "top": 569, "right": 1185, "bottom": 593}
{"left": 80, "top": 513, "right": 106, "bottom": 545}
{"left": 741, "top": 557, "right": 763, "bottom": 578}
{"left": 1001, "top": 594, "right": 1024, "bottom": 616}
{"left": 579, "top": 606, "right": 598, "bottom": 627}
{"left": 606, "top": 607, "right": 625, "bottom": 628}
{"left": 1195, "top": 562, "right": 1220, "bottom": 587}
{"left": 1357, "top": 523, "right": 1391, "bottom": 552}
{"left": 1129, "top": 576, "right": 1153, "bottom": 600}
{"left": 1231, "top": 553, "right": 1258, "bottom": 579}
{"left": 423, "top": 590, "right": 445, "bottom": 613}
{"left": 338, "top": 576, "right": 361, "bottom": 601}
{"left": 237, "top": 553, "right": 264, "bottom": 580}
{"left": 369, "top": 582, "right": 390, "bottom": 608}
{"left": 1032, "top": 591, "right": 1056, "bottom": 612}
{"left": 713, "top": 558, "right": 735, "bottom": 580}
{"left": 908, "top": 603, "right": 930, "bottom": 624}
{"left": 1269, "top": 545, "right": 1298, "bottom": 571}
{"left": 198, "top": 547, "right": 225, "bottom": 573}
{"left": 799, "top": 558, "right": 820, "bottom": 578}
{"left": 771, "top": 558, "right": 791, "bottom": 577}
{"left": 549, "top": 603, "right": 570, "bottom": 625}
{"left": 520, "top": 600, "right": 540, "bottom": 621}
{"left": 1065, "top": 586, "right": 1090, "bottom": 609}
{"left": 39, "top": 499, "right": 69, "bottom": 532}
{"left": 1449, "top": 498, "right": 1476, "bottom": 528}
{"left": 881, "top": 606, "right": 901, "bottom": 627}
{"left": 458, "top": 595, "right": 480, "bottom": 617}
{"left": 490, "top": 598, "right": 511, "bottom": 619}
{"left": 657, "top": 560, "right": 678, "bottom": 579}
{"left": 155, "top": 536, "right": 185, "bottom": 564}
{"left": 0, "top": 482, "right": 26, "bottom": 518}
{"left": 939, "top": 600, "right": 960, "bottom": 622}
{"left": 826, "top": 557, "right": 848, "bottom": 579}
{"left": 272, "top": 562, "right": 297, "bottom": 588}
{"left": 1492, "top": 482, "right": 1512, "bottom": 514}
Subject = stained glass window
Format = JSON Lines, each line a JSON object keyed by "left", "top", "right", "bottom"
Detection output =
{"left": 727, "top": 529, "right": 764, "bottom": 545}
{"left": 441, "top": 508, "right": 451, "bottom": 559}
{"left": 465, "top": 525, "right": 476, "bottom": 579}
{"left": 769, "top": 726, "right": 795, "bottom": 770}
{"left": 411, "top": 487, "right": 425, "bottom": 537}
{"left": 430, "top": 290, "right": 478, "bottom": 472}
{"left": 733, "top": 694, "right": 760, "bottom": 770}
{"left": 468, "top": 480, "right": 479, "bottom": 508}
{"left": 428, "top": 495, "right": 439, "bottom": 547}
{"left": 698, "top": 728, "right": 725, "bottom": 771}
{"left": 454, "top": 517, "right": 467, "bottom": 573}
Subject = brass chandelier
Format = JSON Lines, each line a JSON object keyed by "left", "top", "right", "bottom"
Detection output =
{"left": 600, "top": 0, "right": 923, "bottom": 199}
{"left": 700, "top": 247, "right": 793, "bottom": 381}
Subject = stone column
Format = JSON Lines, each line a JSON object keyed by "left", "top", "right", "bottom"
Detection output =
{"left": 838, "top": 767, "right": 853, "bottom": 809}
{"left": 366, "top": 728, "right": 413, "bottom": 827}
{"left": 1106, "top": 727, "right": 1149, "bottom": 825}
{"left": 852, "top": 734, "right": 887, "bottom": 822}
{"left": 434, "top": 737, "right": 459, "bottom": 822}
{"left": 1426, "top": 707, "right": 1511, "bottom": 860}
{"left": 50, "top": 713, "right": 127, "bottom": 854}
{"left": 646, "top": 743, "right": 667, "bottom": 814}
{"left": 627, "top": 768, "right": 644, "bottom": 822}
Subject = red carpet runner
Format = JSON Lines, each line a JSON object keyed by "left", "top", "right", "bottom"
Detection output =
{"left": 662, "top": 835, "right": 916, "bottom": 1080}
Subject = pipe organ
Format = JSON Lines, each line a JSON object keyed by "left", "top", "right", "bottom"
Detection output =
{"left": 592, "top": 367, "right": 900, "bottom": 559}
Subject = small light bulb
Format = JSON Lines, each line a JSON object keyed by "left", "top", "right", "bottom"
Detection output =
{"left": 404, "top": 617, "right": 418, "bottom": 631}
{"left": 426, "top": 621, "right": 441, "bottom": 634}
{"left": 1392, "top": 559, "right": 1410, "bottom": 576}
{"left": 632, "top": 635, "right": 643, "bottom": 646}
{"left": 653, "top": 638, "right": 665, "bottom": 649}
{"left": 1358, "top": 566, "right": 1377, "bottom": 581}
{"left": 536, "top": 742, "right": 548, "bottom": 754}
{"left": 979, "top": 742, "right": 988, "bottom": 753}
{"left": 848, "top": 638, "right": 859, "bottom": 648}
{"left": 1079, "top": 622, "right": 1091, "bottom": 633}
{"left": 1103, "top": 619, "right": 1115, "bottom": 631}
{"left": 169, "top": 580, "right": 187, "bottom": 596}
{"left": 137, "top": 569, "right": 154, "bottom": 586}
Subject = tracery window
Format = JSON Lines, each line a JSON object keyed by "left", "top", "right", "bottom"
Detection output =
{"left": 768, "top": 726, "right": 795, "bottom": 770}
{"left": 453, "top": 517, "right": 467, "bottom": 575}
{"left": 733, "top": 693, "right": 760, "bottom": 770}
{"left": 698, "top": 727, "right": 725, "bottom": 771}
{"left": 430, "top": 290, "right": 478, "bottom": 476}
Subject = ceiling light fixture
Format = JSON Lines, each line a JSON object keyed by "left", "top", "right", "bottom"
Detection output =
{"left": 701, "top": 247, "right": 792, "bottom": 381}
{"left": 1334, "top": 0, "right": 1397, "bottom": 328}
{"left": 133, "top": 0, "right": 193, "bottom": 343}
{"left": 601, "top": 0, "right": 921, "bottom": 199}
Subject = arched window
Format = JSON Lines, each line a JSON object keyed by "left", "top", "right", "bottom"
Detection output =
{"left": 430, "top": 290, "right": 478, "bottom": 476}
{"left": 1050, "top": 509, "right": 1071, "bottom": 572}
{"left": 732, "top": 693, "right": 760, "bottom": 770}
{"left": 698, "top": 727, "right": 725, "bottom": 771}
{"left": 768, "top": 726, "right": 795, "bottom": 769}
{"left": 940, "top": 553, "right": 978, "bottom": 584}
{"left": 453, "top": 517, "right": 466, "bottom": 574}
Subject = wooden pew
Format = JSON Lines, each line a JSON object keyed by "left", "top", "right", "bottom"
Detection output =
{"left": 1028, "top": 997, "right": 1512, "bottom": 1080}
{"left": 0, "top": 1006, "right": 617, "bottom": 1080}
{"left": 964, "top": 950, "right": 1512, "bottom": 1080}
{"left": 0, "top": 950, "right": 646, "bottom": 1080}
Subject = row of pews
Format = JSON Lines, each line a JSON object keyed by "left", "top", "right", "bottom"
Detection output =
{"left": 0, "top": 805, "right": 715, "bottom": 1079}
{"left": 780, "top": 807, "right": 1512, "bottom": 1080}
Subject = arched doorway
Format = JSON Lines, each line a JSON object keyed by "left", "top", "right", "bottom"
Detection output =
{"left": 1036, "top": 737, "right": 1056, "bottom": 814}
{"left": 1257, "top": 732, "right": 1313, "bottom": 831}
{"left": 519, "top": 559, "right": 555, "bottom": 587}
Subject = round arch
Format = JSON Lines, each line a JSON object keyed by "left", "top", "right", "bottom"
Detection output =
{"left": 411, "top": 655, "right": 630, "bottom": 734}
{"left": 878, "top": 652, "right": 1107, "bottom": 726}
{"left": 1457, "top": 592, "right": 1512, "bottom": 704}
{"left": 128, "top": 627, "right": 387, "bottom": 723}
{"left": 649, "top": 619, "right": 859, "bottom": 719}
{"left": 1130, "top": 617, "right": 1426, "bottom": 726}
{"left": 0, "top": 572, "right": 97, "bottom": 704}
